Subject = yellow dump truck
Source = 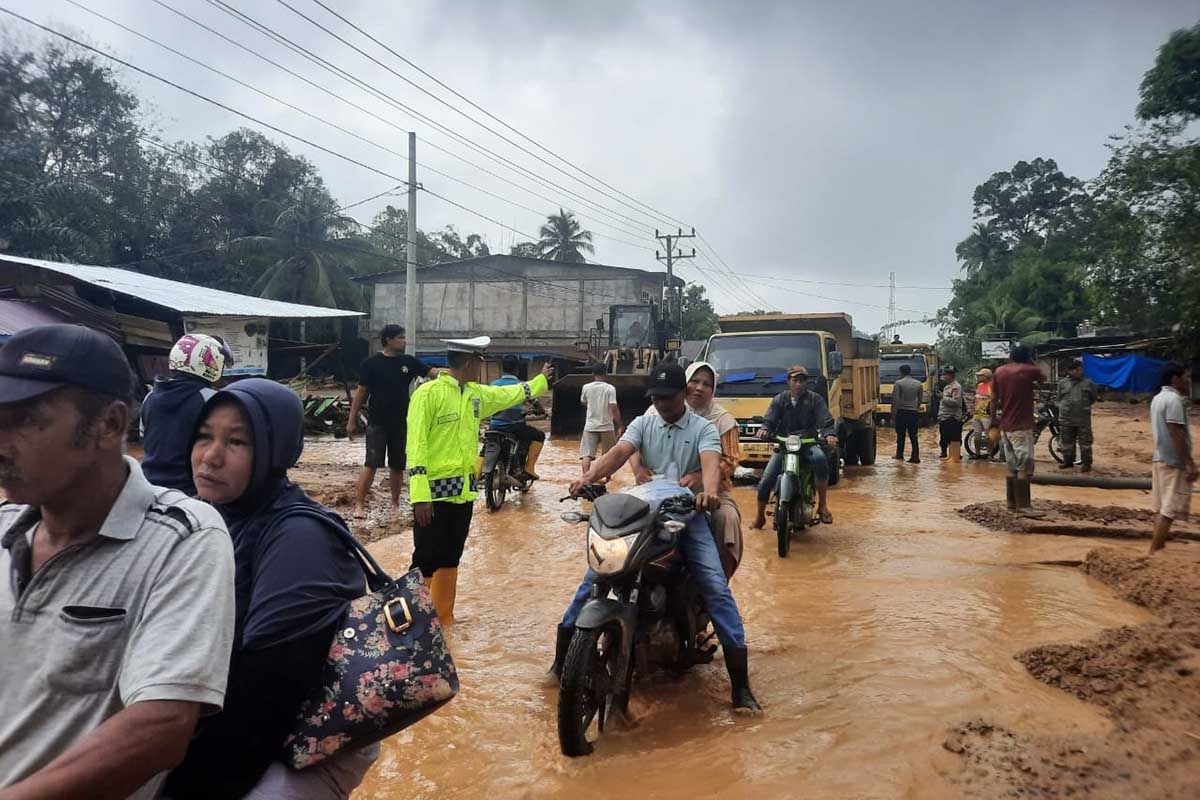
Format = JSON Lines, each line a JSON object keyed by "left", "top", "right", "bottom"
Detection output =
{"left": 695, "top": 313, "right": 880, "bottom": 475}
{"left": 875, "top": 342, "right": 939, "bottom": 426}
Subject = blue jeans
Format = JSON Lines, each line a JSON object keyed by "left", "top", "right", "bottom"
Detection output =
{"left": 559, "top": 513, "right": 746, "bottom": 649}
{"left": 756, "top": 447, "right": 828, "bottom": 504}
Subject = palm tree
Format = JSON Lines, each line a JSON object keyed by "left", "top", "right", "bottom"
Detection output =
{"left": 223, "top": 188, "right": 372, "bottom": 310}
{"left": 973, "top": 295, "right": 1051, "bottom": 346}
{"left": 537, "top": 209, "right": 594, "bottom": 263}
{"left": 955, "top": 221, "right": 1008, "bottom": 276}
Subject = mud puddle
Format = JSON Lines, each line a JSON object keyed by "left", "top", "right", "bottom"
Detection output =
{"left": 311, "top": 424, "right": 1163, "bottom": 799}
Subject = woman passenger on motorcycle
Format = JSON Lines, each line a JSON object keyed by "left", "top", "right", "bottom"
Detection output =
{"left": 165, "top": 379, "right": 377, "bottom": 800}
{"left": 629, "top": 361, "right": 743, "bottom": 578}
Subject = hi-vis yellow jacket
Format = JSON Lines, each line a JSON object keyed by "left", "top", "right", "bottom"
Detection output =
{"left": 406, "top": 372, "right": 549, "bottom": 504}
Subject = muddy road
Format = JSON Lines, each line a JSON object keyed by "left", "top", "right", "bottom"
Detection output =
{"left": 286, "top": 404, "right": 1198, "bottom": 800}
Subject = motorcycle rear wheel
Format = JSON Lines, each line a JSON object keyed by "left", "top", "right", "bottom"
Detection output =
{"left": 484, "top": 467, "right": 506, "bottom": 511}
{"left": 775, "top": 498, "right": 791, "bottom": 558}
{"left": 558, "top": 626, "right": 618, "bottom": 757}
{"left": 1048, "top": 432, "right": 1065, "bottom": 464}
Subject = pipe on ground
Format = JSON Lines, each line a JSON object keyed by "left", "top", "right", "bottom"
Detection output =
{"left": 1029, "top": 473, "right": 1151, "bottom": 490}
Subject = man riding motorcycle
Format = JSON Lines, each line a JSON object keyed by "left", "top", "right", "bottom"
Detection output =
{"left": 555, "top": 363, "right": 761, "bottom": 712}
{"left": 751, "top": 364, "right": 837, "bottom": 528}
{"left": 489, "top": 357, "right": 547, "bottom": 479}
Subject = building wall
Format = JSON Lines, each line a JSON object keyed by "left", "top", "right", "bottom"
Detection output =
{"left": 367, "top": 259, "right": 666, "bottom": 346}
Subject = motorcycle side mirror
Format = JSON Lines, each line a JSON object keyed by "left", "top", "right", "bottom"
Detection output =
{"left": 561, "top": 511, "right": 590, "bottom": 524}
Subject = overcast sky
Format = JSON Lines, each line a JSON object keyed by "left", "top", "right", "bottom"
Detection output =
{"left": 7, "top": 0, "right": 1199, "bottom": 339}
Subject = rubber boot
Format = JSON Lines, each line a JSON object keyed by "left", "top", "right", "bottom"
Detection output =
{"left": 1014, "top": 479, "right": 1031, "bottom": 510}
{"left": 523, "top": 440, "right": 544, "bottom": 481}
{"left": 430, "top": 568, "right": 458, "bottom": 624}
{"left": 948, "top": 441, "right": 961, "bottom": 463}
{"left": 475, "top": 455, "right": 484, "bottom": 480}
{"left": 723, "top": 647, "right": 762, "bottom": 713}
{"left": 1005, "top": 477, "right": 1016, "bottom": 510}
{"left": 548, "top": 625, "right": 574, "bottom": 680}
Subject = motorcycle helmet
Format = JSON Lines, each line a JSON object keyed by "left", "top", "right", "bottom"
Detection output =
{"left": 168, "top": 333, "right": 233, "bottom": 384}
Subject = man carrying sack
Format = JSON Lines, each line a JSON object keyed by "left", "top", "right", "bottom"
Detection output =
{"left": 405, "top": 337, "right": 552, "bottom": 622}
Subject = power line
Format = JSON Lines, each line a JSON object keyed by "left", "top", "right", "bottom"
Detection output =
{"left": 205, "top": 0, "right": 662, "bottom": 238}
{"left": 0, "top": 7, "right": 414, "bottom": 188}
{"left": 305, "top": 0, "right": 691, "bottom": 232}
{"left": 77, "top": 0, "right": 653, "bottom": 253}
{"left": 274, "top": 0, "right": 685, "bottom": 235}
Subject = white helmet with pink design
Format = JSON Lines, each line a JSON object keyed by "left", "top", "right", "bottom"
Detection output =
{"left": 168, "top": 333, "right": 233, "bottom": 383}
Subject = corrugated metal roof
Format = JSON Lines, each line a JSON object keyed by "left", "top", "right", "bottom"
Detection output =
{"left": 0, "top": 254, "right": 363, "bottom": 319}
{"left": 0, "top": 299, "right": 74, "bottom": 337}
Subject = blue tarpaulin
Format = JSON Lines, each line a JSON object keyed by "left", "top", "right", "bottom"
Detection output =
{"left": 1082, "top": 352, "right": 1166, "bottom": 393}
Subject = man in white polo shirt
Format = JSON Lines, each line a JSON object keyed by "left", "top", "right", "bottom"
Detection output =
{"left": 579, "top": 362, "right": 622, "bottom": 474}
{"left": 0, "top": 325, "right": 235, "bottom": 800}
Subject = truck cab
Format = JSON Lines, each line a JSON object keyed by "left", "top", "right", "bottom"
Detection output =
{"left": 697, "top": 314, "right": 879, "bottom": 469}
{"left": 875, "top": 343, "right": 938, "bottom": 425}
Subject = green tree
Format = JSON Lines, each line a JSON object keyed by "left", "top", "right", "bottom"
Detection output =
{"left": 537, "top": 209, "right": 594, "bottom": 263}
{"left": 223, "top": 187, "right": 371, "bottom": 310}
{"left": 731, "top": 308, "right": 781, "bottom": 316}
{"left": 680, "top": 283, "right": 719, "bottom": 339}
{"left": 509, "top": 241, "right": 539, "bottom": 257}
{"left": 1137, "top": 22, "right": 1200, "bottom": 121}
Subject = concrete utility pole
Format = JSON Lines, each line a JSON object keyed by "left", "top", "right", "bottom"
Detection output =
{"left": 655, "top": 227, "right": 696, "bottom": 331}
{"left": 405, "top": 132, "right": 418, "bottom": 355}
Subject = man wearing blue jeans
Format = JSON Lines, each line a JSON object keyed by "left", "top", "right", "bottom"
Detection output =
{"left": 751, "top": 364, "right": 837, "bottom": 528}
{"left": 554, "top": 364, "right": 761, "bottom": 712}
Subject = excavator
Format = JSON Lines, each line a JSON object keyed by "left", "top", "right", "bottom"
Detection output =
{"left": 550, "top": 303, "right": 681, "bottom": 435}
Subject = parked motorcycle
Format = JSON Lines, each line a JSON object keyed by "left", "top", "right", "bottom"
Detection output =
{"left": 962, "top": 401, "right": 1063, "bottom": 464}
{"left": 556, "top": 479, "right": 715, "bottom": 757}
{"left": 770, "top": 433, "right": 820, "bottom": 558}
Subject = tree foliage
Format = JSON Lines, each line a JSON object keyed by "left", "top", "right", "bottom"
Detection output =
{"left": 537, "top": 209, "right": 594, "bottom": 263}
{"left": 680, "top": 283, "right": 719, "bottom": 340}
{"left": 1137, "top": 22, "right": 1200, "bottom": 121}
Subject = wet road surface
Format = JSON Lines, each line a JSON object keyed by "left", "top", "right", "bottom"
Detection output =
{"left": 338, "top": 426, "right": 1154, "bottom": 799}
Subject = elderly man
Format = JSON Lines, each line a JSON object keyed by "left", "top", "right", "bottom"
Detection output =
{"left": 0, "top": 325, "right": 235, "bottom": 800}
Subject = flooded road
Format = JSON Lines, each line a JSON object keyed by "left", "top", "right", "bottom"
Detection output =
{"left": 338, "top": 425, "right": 1154, "bottom": 799}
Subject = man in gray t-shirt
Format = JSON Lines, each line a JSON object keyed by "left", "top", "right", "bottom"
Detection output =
{"left": 1149, "top": 363, "right": 1196, "bottom": 553}
{"left": 0, "top": 325, "right": 235, "bottom": 799}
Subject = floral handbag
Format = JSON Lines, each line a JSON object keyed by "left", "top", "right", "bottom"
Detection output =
{"left": 280, "top": 507, "right": 458, "bottom": 769}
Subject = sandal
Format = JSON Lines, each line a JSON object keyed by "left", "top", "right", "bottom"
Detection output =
{"left": 819, "top": 510, "right": 833, "bottom": 525}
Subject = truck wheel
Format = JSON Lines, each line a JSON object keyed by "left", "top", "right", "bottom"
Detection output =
{"left": 841, "top": 426, "right": 860, "bottom": 466}
{"left": 857, "top": 427, "right": 877, "bottom": 466}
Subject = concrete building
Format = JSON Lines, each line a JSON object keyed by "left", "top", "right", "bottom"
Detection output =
{"left": 358, "top": 255, "right": 681, "bottom": 362}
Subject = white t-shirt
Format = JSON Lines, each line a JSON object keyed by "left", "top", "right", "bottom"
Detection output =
{"left": 580, "top": 380, "right": 618, "bottom": 432}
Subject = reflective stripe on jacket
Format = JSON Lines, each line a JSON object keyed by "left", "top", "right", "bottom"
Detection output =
{"left": 406, "top": 372, "right": 549, "bottom": 504}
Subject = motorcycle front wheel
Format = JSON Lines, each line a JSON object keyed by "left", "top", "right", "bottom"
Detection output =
{"left": 558, "top": 625, "right": 619, "bottom": 757}
{"left": 775, "top": 498, "right": 791, "bottom": 558}
{"left": 484, "top": 466, "right": 507, "bottom": 511}
{"left": 1048, "top": 431, "right": 1065, "bottom": 464}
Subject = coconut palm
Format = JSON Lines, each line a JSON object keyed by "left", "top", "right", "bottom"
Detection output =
{"left": 973, "top": 296, "right": 1051, "bottom": 346}
{"left": 537, "top": 209, "right": 594, "bottom": 263}
{"left": 223, "top": 188, "right": 372, "bottom": 310}
{"left": 955, "top": 221, "right": 1008, "bottom": 276}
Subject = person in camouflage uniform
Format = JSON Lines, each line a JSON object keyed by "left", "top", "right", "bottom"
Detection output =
{"left": 1057, "top": 359, "right": 1098, "bottom": 471}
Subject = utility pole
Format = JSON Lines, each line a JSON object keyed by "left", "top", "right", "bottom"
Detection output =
{"left": 887, "top": 271, "right": 897, "bottom": 329}
{"left": 655, "top": 227, "right": 695, "bottom": 332}
{"left": 405, "top": 132, "right": 418, "bottom": 355}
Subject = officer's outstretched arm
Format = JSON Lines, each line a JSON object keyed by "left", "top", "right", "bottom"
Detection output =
{"left": 477, "top": 373, "right": 550, "bottom": 418}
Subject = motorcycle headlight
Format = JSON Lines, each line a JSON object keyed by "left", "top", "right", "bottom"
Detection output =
{"left": 785, "top": 434, "right": 803, "bottom": 453}
{"left": 587, "top": 530, "right": 632, "bottom": 575}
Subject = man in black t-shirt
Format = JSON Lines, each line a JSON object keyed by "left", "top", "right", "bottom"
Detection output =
{"left": 348, "top": 324, "right": 437, "bottom": 517}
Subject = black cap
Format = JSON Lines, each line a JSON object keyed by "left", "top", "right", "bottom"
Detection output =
{"left": 646, "top": 363, "right": 687, "bottom": 398}
{"left": 0, "top": 324, "right": 134, "bottom": 404}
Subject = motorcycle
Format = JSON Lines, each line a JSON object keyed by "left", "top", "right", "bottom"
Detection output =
{"left": 770, "top": 433, "right": 820, "bottom": 558}
{"left": 480, "top": 409, "right": 546, "bottom": 511}
{"left": 556, "top": 479, "right": 715, "bottom": 757}
{"left": 961, "top": 400, "right": 1064, "bottom": 464}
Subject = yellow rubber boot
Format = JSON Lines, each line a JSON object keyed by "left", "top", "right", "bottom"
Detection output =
{"left": 430, "top": 568, "right": 458, "bottom": 624}
{"left": 948, "top": 441, "right": 962, "bottom": 463}
{"left": 523, "top": 440, "right": 544, "bottom": 480}
{"left": 475, "top": 455, "right": 485, "bottom": 480}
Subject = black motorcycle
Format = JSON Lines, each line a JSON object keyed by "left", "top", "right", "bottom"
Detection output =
{"left": 480, "top": 409, "right": 546, "bottom": 511}
{"left": 557, "top": 480, "right": 715, "bottom": 757}
{"left": 962, "top": 399, "right": 1064, "bottom": 463}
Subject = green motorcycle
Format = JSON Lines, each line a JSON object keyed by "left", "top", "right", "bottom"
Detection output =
{"left": 772, "top": 434, "right": 820, "bottom": 558}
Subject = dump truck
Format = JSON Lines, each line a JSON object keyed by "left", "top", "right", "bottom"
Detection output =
{"left": 875, "top": 342, "right": 939, "bottom": 426}
{"left": 695, "top": 313, "right": 880, "bottom": 472}
{"left": 550, "top": 303, "right": 681, "bottom": 435}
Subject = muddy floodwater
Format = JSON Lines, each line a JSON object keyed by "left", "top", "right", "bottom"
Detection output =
{"left": 323, "top": 425, "right": 1157, "bottom": 799}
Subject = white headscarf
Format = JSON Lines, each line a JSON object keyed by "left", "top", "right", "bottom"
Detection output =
{"left": 683, "top": 361, "right": 737, "bottom": 437}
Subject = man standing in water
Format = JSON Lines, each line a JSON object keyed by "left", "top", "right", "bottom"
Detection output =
{"left": 579, "top": 362, "right": 621, "bottom": 474}
{"left": 406, "top": 337, "right": 552, "bottom": 622}
{"left": 892, "top": 363, "right": 923, "bottom": 463}
{"left": 937, "top": 366, "right": 966, "bottom": 461}
{"left": 348, "top": 324, "right": 438, "bottom": 518}
{"left": 1149, "top": 363, "right": 1195, "bottom": 554}
{"left": 992, "top": 345, "right": 1044, "bottom": 512}
{"left": 1057, "top": 359, "right": 1098, "bottom": 472}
